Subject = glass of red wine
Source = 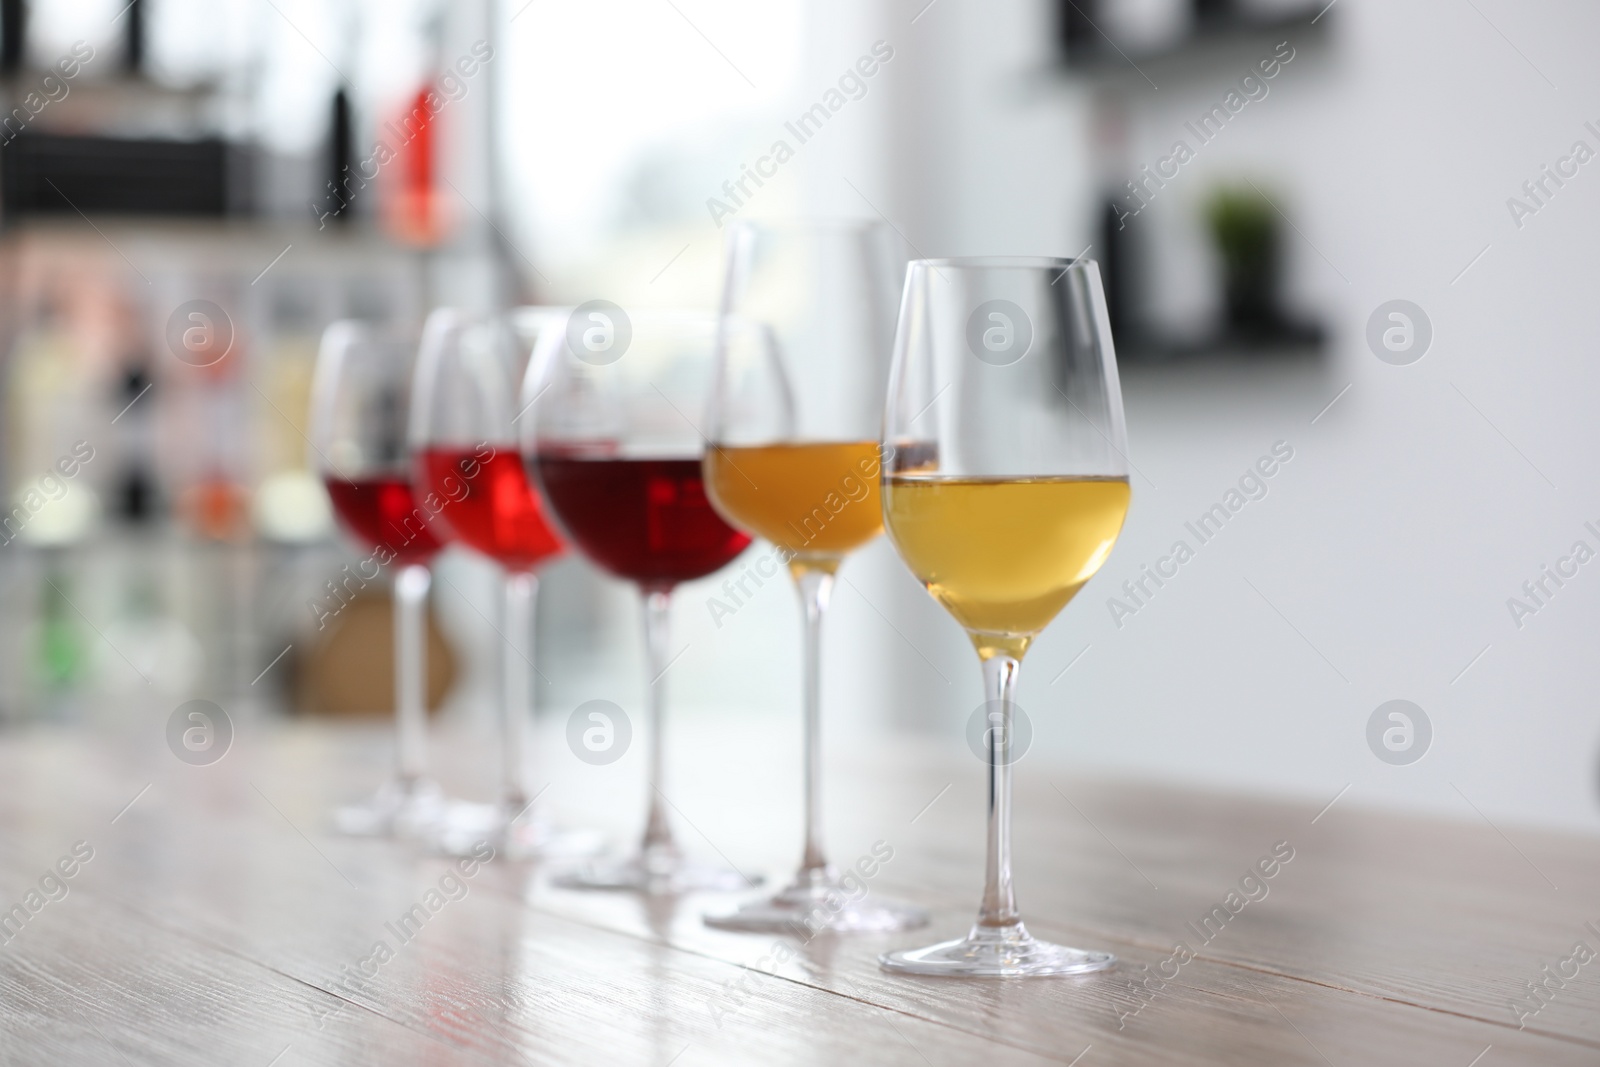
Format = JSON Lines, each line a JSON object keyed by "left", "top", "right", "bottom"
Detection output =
{"left": 310, "top": 321, "right": 459, "bottom": 838}
{"left": 522, "top": 309, "right": 760, "bottom": 894}
{"left": 410, "top": 308, "right": 602, "bottom": 860}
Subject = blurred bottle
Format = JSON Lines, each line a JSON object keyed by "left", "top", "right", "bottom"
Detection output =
{"left": 173, "top": 295, "right": 252, "bottom": 543}
{"left": 95, "top": 337, "right": 201, "bottom": 702}
{"left": 6, "top": 290, "right": 98, "bottom": 717}
{"left": 94, "top": 561, "right": 203, "bottom": 699}
{"left": 382, "top": 84, "right": 453, "bottom": 248}
{"left": 36, "top": 562, "right": 87, "bottom": 695}
{"left": 7, "top": 294, "right": 83, "bottom": 486}
{"left": 252, "top": 287, "right": 331, "bottom": 545}
{"left": 112, "top": 363, "right": 158, "bottom": 522}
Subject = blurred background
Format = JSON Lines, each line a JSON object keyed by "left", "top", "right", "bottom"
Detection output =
{"left": 3, "top": 0, "right": 1596, "bottom": 831}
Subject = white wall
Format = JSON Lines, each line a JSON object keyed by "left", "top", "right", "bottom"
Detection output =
{"left": 839, "top": 0, "right": 1600, "bottom": 832}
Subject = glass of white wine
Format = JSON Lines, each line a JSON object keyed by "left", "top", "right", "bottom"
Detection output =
{"left": 702, "top": 220, "right": 928, "bottom": 934}
{"left": 879, "top": 257, "right": 1131, "bottom": 977}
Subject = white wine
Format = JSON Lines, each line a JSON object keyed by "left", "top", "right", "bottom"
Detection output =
{"left": 882, "top": 475, "right": 1130, "bottom": 658}
{"left": 705, "top": 441, "right": 883, "bottom": 573}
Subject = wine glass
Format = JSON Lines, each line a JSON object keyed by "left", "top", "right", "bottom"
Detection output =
{"left": 878, "top": 256, "right": 1130, "bottom": 976}
{"left": 410, "top": 308, "right": 600, "bottom": 859}
{"left": 310, "top": 321, "right": 455, "bottom": 838}
{"left": 522, "top": 309, "right": 758, "bottom": 894}
{"left": 701, "top": 221, "right": 928, "bottom": 934}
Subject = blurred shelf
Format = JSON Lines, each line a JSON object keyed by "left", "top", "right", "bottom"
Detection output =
{"left": 0, "top": 69, "right": 222, "bottom": 102}
{"left": 2, "top": 132, "right": 239, "bottom": 219}
{"left": 1052, "top": 4, "right": 1330, "bottom": 88}
{"left": 1117, "top": 321, "right": 1326, "bottom": 364}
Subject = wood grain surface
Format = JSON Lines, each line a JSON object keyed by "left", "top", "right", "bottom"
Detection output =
{"left": 0, "top": 716, "right": 1591, "bottom": 1066}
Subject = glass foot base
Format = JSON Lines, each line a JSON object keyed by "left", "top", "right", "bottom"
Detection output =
{"left": 705, "top": 872, "right": 928, "bottom": 935}
{"left": 554, "top": 853, "right": 761, "bottom": 896}
{"left": 333, "top": 777, "right": 448, "bottom": 839}
{"left": 880, "top": 922, "right": 1115, "bottom": 977}
{"left": 429, "top": 800, "right": 605, "bottom": 861}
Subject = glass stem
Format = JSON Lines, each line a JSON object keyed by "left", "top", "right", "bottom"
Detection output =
{"left": 393, "top": 563, "right": 431, "bottom": 790}
{"left": 639, "top": 588, "right": 678, "bottom": 864}
{"left": 501, "top": 571, "right": 539, "bottom": 814}
{"left": 978, "top": 653, "right": 1022, "bottom": 929}
{"left": 795, "top": 567, "right": 836, "bottom": 884}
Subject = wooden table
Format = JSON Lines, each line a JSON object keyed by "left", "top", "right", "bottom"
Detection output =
{"left": 0, "top": 716, "right": 1594, "bottom": 1065}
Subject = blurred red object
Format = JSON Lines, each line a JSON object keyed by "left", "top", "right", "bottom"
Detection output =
{"left": 182, "top": 472, "right": 251, "bottom": 541}
{"left": 383, "top": 87, "right": 453, "bottom": 248}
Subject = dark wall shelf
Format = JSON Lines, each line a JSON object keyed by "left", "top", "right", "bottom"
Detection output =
{"left": 1056, "top": 3, "right": 1329, "bottom": 84}
{"left": 1118, "top": 325, "right": 1325, "bottom": 364}
{"left": 1, "top": 133, "right": 242, "bottom": 219}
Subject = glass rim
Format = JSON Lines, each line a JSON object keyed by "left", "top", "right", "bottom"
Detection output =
{"left": 909, "top": 255, "right": 1092, "bottom": 270}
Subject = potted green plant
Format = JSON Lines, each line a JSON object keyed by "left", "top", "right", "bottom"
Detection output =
{"left": 1205, "top": 184, "right": 1281, "bottom": 340}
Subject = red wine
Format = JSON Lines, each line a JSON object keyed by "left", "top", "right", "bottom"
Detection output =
{"left": 532, "top": 454, "right": 751, "bottom": 588}
{"left": 417, "top": 446, "right": 563, "bottom": 573}
{"left": 324, "top": 474, "right": 444, "bottom": 566}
